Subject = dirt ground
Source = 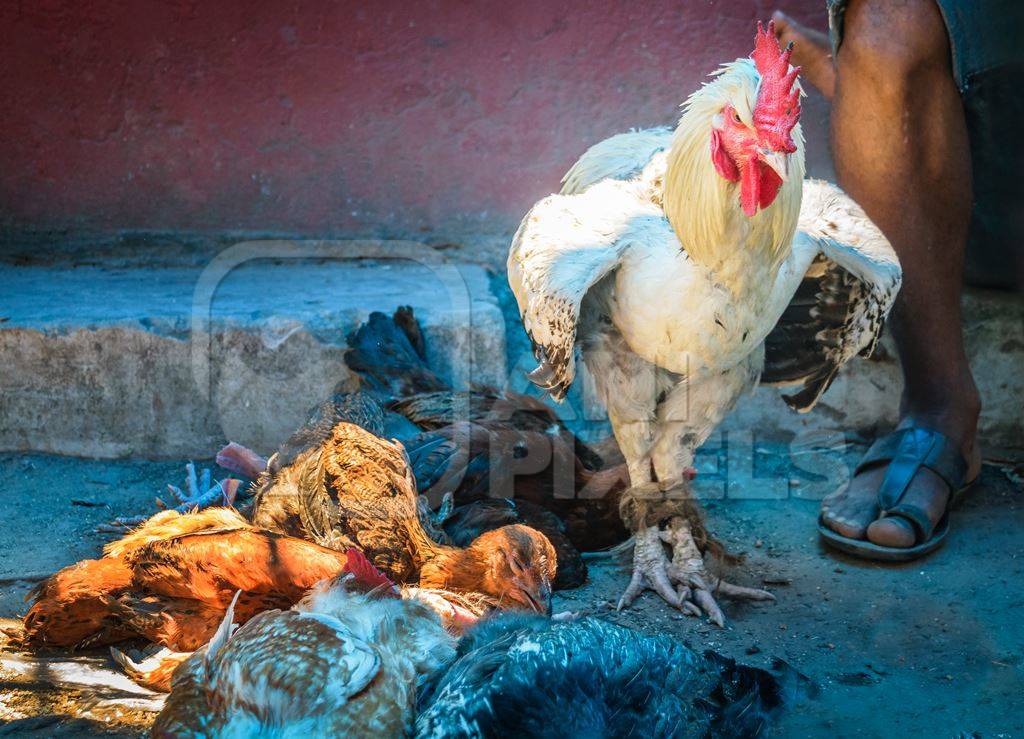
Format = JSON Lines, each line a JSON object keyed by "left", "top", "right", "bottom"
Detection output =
{"left": 0, "top": 449, "right": 1021, "bottom": 738}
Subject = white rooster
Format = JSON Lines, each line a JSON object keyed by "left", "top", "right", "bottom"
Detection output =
{"left": 508, "top": 22, "right": 901, "bottom": 624}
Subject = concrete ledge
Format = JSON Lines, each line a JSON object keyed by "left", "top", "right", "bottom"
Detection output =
{"left": 526, "top": 288, "right": 1023, "bottom": 453}
{"left": 0, "top": 241, "right": 506, "bottom": 457}
{"left": 722, "top": 289, "right": 1024, "bottom": 449}
{"left": 1, "top": 241, "right": 1020, "bottom": 458}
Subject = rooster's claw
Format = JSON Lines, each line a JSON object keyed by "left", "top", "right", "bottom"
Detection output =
{"left": 617, "top": 516, "right": 774, "bottom": 626}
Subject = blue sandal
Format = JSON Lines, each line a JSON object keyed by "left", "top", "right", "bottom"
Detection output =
{"left": 819, "top": 427, "right": 976, "bottom": 562}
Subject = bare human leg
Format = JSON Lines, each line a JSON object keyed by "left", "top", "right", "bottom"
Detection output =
{"left": 815, "top": 0, "right": 981, "bottom": 548}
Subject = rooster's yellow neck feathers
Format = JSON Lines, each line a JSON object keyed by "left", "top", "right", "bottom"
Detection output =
{"left": 662, "top": 59, "right": 804, "bottom": 273}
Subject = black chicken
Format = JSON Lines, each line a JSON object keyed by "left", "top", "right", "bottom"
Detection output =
{"left": 416, "top": 613, "right": 805, "bottom": 739}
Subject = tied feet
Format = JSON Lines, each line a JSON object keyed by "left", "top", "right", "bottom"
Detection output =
{"left": 97, "top": 461, "right": 243, "bottom": 534}
{"left": 617, "top": 483, "right": 774, "bottom": 626}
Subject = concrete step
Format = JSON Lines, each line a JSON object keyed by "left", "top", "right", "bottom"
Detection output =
{"left": 1, "top": 240, "right": 1021, "bottom": 458}
{"left": 0, "top": 240, "right": 506, "bottom": 457}
{"left": 725, "top": 289, "right": 1024, "bottom": 453}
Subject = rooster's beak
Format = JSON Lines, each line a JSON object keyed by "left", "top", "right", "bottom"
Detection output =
{"left": 759, "top": 149, "right": 789, "bottom": 182}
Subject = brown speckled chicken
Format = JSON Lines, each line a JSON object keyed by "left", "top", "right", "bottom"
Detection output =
{"left": 23, "top": 506, "right": 497, "bottom": 693}
{"left": 152, "top": 572, "right": 456, "bottom": 738}
{"left": 242, "top": 396, "right": 557, "bottom": 613}
{"left": 110, "top": 555, "right": 496, "bottom": 694}
{"left": 218, "top": 399, "right": 591, "bottom": 591}
{"left": 346, "top": 309, "right": 632, "bottom": 554}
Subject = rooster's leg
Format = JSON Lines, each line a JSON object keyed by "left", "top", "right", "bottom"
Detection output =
{"left": 617, "top": 451, "right": 773, "bottom": 622}
{"left": 607, "top": 411, "right": 656, "bottom": 486}
{"left": 619, "top": 374, "right": 773, "bottom": 623}
{"left": 96, "top": 462, "right": 242, "bottom": 535}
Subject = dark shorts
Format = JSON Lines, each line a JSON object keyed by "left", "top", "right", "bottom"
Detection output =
{"left": 828, "top": 0, "right": 1024, "bottom": 289}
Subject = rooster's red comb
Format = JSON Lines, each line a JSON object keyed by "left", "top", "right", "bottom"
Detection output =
{"left": 751, "top": 20, "right": 801, "bottom": 153}
{"left": 345, "top": 547, "right": 399, "bottom": 596}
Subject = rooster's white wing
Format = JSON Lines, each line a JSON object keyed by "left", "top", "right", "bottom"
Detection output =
{"left": 560, "top": 127, "right": 672, "bottom": 195}
{"left": 509, "top": 177, "right": 665, "bottom": 400}
{"left": 763, "top": 180, "right": 902, "bottom": 411}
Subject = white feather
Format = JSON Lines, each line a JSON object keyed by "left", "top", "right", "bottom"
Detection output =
{"left": 560, "top": 127, "right": 673, "bottom": 195}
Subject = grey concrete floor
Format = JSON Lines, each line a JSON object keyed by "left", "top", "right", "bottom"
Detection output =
{"left": 0, "top": 451, "right": 1021, "bottom": 737}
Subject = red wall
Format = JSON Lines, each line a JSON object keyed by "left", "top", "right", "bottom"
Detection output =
{"left": 0, "top": 1, "right": 831, "bottom": 240}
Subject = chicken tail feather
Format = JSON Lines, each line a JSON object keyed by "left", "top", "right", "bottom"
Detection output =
{"left": 704, "top": 651, "right": 815, "bottom": 737}
{"left": 345, "top": 308, "right": 448, "bottom": 396}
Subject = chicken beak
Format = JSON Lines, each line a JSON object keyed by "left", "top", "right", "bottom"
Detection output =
{"left": 759, "top": 149, "right": 789, "bottom": 182}
{"left": 514, "top": 578, "right": 552, "bottom": 615}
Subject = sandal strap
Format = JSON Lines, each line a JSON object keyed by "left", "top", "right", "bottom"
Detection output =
{"left": 881, "top": 503, "right": 933, "bottom": 542}
{"left": 855, "top": 432, "right": 908, "bottom": 474}
{"left": 858, "top": 427, "right": 969, "bottom": 512}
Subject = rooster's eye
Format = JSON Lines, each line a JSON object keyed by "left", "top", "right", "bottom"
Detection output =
{"left": 732, "top": 110, "right": 742, "bottom": 124}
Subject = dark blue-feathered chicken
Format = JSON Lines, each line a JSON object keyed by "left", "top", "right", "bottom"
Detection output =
{"left": 416, "top": 613, "right": 801, "bottom": 739}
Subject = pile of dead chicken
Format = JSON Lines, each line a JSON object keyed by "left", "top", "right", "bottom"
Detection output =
{"left": 12, "top": 310, "right": 800, "bottom": 737}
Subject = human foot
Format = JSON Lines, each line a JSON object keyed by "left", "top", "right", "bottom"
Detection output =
{"left": 821, "top": 415, "right": 981, "bottom": 552}
{"left": 771, "top": 10, "right": 835, "bottom": 99}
